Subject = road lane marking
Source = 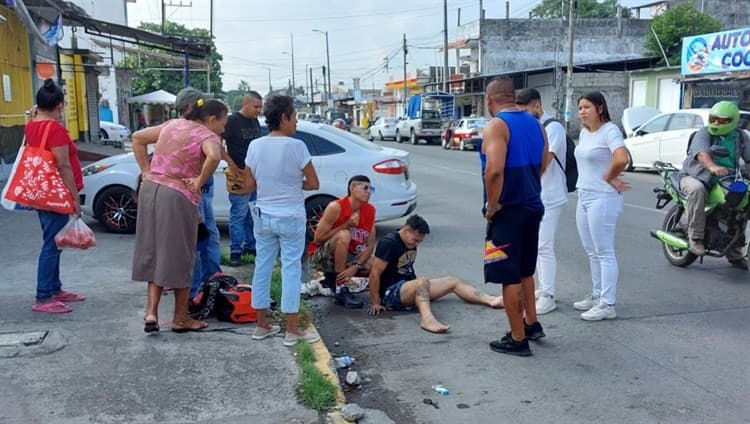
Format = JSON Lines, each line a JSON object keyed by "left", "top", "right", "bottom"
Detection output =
{"left": 624, "top": 202, "right": 666, "bottom": 214}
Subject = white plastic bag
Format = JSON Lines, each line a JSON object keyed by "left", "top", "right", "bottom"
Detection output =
{"left": 54, "top": 216, "right": 97, "bottom": 249}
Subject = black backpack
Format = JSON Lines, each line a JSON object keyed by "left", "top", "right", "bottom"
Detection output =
{"left": 189, "top": 274, "right": 239, "bottom": 319}
{"left": 543, "top": 118, "right": 578, "bottom": 192}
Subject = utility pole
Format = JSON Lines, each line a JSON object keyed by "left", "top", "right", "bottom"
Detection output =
{"left": 161, "top": 0, "right": 166, "bottom": 34}
{"left": 206, "top": 0, "right": 213, "bottom": 94}
{"left": 443, "top": 0, "right": 449, "bottom": 92}
{"left": 267, "top": 67, "right": 272, "bottom": 94}
{"left": 322, "top": 66, "right": 328, "bottom": 107}
{"left": 403, "top": 33, "right": 408, "bottom": 108}
{"left": 290, "top": 33, "right": 296, "bottom": 100}
{"left": 564, "top": 0, "right": 575, "bottom": 130}
{"left": 309, "top": 66, "right": 313, "bottom": 105}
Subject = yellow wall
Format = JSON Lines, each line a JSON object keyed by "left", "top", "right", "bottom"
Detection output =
{"left": 0, "top": 5, "right": 34, "bottom": 128}
{"left": 60, "top": 53, "right": 88, "bottom": 139}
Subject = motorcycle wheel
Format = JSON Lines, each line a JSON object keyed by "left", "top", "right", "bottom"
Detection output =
{"left": 661, "top": 204, "right": 697, "bottom": 267}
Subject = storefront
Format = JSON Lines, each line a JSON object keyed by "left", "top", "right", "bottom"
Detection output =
{"left": 680, "top": 27, "right": 750, "bottom": 110}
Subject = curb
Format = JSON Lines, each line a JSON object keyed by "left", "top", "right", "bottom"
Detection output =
{"left": 309, "top": 322, "right": 349, "bottom": 423}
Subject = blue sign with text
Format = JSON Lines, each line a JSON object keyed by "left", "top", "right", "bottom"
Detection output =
{"left": 682, "top": 27, "right": 750, "bottom": 76}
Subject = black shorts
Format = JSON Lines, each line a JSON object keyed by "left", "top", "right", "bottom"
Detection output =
{"left": 484, "top": 206, "right": 543, "bottom": 285}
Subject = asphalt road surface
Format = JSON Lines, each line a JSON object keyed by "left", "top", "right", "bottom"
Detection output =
{"left": 310, "top": 138, "right": 750, "bottom": 424}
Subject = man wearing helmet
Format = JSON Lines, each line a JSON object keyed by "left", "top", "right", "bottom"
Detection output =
{"left": 679, "top": 101, "right": 750, "bottom": 268}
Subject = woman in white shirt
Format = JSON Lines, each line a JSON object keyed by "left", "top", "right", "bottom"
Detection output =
{"left": 573, "top": 92, "right": 630, "bottom": 321}
{"left": 245, "top": 95, "right": 321, "bottom": 345}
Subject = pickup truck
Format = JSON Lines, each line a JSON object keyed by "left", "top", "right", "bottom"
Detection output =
{"left": 395, "top": 93, "right": 455, "bottom": 145}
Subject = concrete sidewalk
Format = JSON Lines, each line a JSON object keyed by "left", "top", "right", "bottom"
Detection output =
{"left": 0, "top": 210, "right": 319, "bottom": 423}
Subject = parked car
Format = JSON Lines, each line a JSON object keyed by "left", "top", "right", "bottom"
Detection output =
{"left": 441, "top": 120, "right": 460, "bottom": 149}
{"left": 368, "top": 117, "right": 398, "bottom": 141}
{"left": 306, "top": 114, "right": 322, "bottom": 123}
{"left": 624, "top": 108, "right": 750, "bottom": 171}
{"left": 446, "top": 118, "right": 488, "bottom": 151}
{"left": 297, "top": 112, "right": 308, "bottom": 121}
{"left": 99, "top": 121, "right": 130, "bottom": 148}
{"left": 79, "top": 121, "right": 418, "bottom": 237}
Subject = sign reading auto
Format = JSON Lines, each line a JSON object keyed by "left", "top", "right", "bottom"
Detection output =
{"left": 682, "top": 27, "right": 750, "bottom": 76}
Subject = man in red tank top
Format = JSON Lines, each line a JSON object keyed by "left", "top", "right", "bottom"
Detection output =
{"left": 309, "top": 175, "right": 376, "bottom": 308}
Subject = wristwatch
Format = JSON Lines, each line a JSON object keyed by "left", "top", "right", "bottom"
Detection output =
{"left": 355, "top": 263, "right": 363, "bottom": 271}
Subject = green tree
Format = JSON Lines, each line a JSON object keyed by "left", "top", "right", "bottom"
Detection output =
{"left": 645, "top": 3, "right": 722, "bottom": 66}
{"left": 224, "top": 80, "right": 251, "bottom": 112}
{"left": 531, "top": 0, "right": 630, "bottom": 18}
{"left": 120, "top": 20, "right": 223, "bottom": 96}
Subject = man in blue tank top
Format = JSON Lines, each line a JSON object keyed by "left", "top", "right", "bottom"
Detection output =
{"left": 483, "top": 77, "right": 552, "bottom": 356}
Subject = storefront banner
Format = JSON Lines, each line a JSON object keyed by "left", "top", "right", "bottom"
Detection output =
{"left": 682, "top": 27, "right": 750, "bottom": 76}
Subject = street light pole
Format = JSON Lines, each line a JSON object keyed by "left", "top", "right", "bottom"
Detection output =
{"left": 564, "top": 0, "right": 575, "bottom": 131}
{"left": 313, "top": 29, "right": 331, "bottom": 108}
{"left": 290, "top": 33, "right": 295, "bottom": 99}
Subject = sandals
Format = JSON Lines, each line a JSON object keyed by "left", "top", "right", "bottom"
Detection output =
{"left": 171, "top": 318, "right": 208, "bottom": 333}
{"left": 144, "top": 316, "right": 160, "bottom": 334}
{"left": 53, "top": 291, "right": 86, "bottom": 302}
{"left": 32, "top": 301, "right": 72, "bottom": 314}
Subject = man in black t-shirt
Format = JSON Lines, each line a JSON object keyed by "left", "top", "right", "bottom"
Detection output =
{"left": 367, "top": 215, "right": 504, "bottom": 333}
{"left": 223, "top": 91, "right": 263, "bottom": 267}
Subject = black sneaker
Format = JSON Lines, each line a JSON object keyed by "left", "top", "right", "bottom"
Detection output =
{"left": 490, "top": 335, "right": 532, "bottom": 356}
{"left": 229, "top": 253, "right": 242, "bottom": 267}
{"left": 524, "top": 320, "right": 546, "bottom": 341}
{"left": 334, "top": 287, "right": 364, "bottom": 309}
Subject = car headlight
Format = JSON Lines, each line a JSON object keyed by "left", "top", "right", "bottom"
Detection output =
{"left": 82, "top": 163, "right": 113, "bottom": 176}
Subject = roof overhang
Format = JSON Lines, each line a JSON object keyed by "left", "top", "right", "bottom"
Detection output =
{"left": 680, "top": 71, "right": 750, "bottom": 83}
{"left": 24, "top": 0, "right": 210, "bottom": 58}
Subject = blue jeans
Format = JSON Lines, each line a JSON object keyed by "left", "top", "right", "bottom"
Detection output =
{"left": 36, "top": 210, "right": 69, "bottom": 301}
{"left": 250, "top": 208, "right": 306, "bottom": 313}
{"left": 229, "top": 192, "right": 256, "bottom": 254}
{"left": 192, "top": 182, "right": 222, "bottom": 297}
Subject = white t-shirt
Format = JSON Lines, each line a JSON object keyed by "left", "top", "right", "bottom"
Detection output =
{"left": 540, "top": 112, "right": 569, "bottom": 209}
{"left": 574, "top": 121, "right": 625, "bottom": 193}
{"left": 245, "top": 135, "right": 312, "bottom": 218}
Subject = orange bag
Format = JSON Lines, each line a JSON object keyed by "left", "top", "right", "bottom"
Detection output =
{"left": 4, "top": 121, "right": 75, "bottom": 214}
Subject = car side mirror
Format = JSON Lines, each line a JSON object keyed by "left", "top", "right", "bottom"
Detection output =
{"left": 635, "top": 129, "right": 646, "bottom": 136}
{"left": 710, "top": 145, "right": 731, "bottom": 158}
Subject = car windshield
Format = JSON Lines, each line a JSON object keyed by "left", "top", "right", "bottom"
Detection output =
{"left": 318, "top": 126, "right": 383, "bottom": 151}
{"left": 384, "top": 119, "right": 396, "bottom": 124}
{"left": 422, "top": 110, "right": 440, "bottom": 120}
{"left": 467, "top": 119, "right": 488, "bottom": 129}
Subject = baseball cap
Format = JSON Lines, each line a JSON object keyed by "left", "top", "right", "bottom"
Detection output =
{"left": 175, "top": 87, "right": 204, "bottom": 114}
{"left": 515, "top": 88, "right": 541, "bottom": 105}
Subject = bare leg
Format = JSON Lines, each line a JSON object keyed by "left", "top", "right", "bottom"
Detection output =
{"left": 172, "top": 287, "right": 207, "bottom": 330}
{"left": 332, "top": 230, "right": 352, "bottom": 274}
{"left": 399, "top": 278, "right": 450, "bottom": 333}
{"left": 503, "top": 284, "right": 524, "bottom": 342}
{"left": 520, "top": 275, "right": 537, "bottom": 325}
{"left": 286, "top": 312, "right": 301, "bottom": 335}
{"left": 427, "top": 276, "right": 504, "bottom": 308}
{"left": 145, "top": 281, "right": 162, "bottom": 321}
{"left": 256, "top": 308, "right": 269, "bottom": 329}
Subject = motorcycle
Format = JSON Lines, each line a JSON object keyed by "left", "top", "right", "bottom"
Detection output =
{"left": 650, "top": 145, "right": 750, "bottom": 268}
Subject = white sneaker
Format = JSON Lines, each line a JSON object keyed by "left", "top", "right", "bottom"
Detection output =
{"left": 580, "top": 303, "right": 616, "bottom": 321}
{"left": 252, "top": 324, "right": 281, "bottom": 340}
{"left": 535, "top": 294, "right": 557, "bottom": 315}
{"left": 283, "top": 330, "right": 321, "bottom": 346}
{"left": 573, "top": 294, "right": 599, "bottom": 311}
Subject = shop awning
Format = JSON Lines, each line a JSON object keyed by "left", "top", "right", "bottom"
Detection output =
{"left": 127, "top": 90, "right": 176, "bottom": 105}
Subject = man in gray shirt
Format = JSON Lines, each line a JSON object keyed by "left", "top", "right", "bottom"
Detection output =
{"left": 679, "top": 101, "right": 750, "bottom": 267}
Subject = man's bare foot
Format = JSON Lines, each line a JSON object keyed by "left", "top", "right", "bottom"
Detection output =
{"left": 420, "top": 317, "right": 450, "bottom": 333}
{"left": 487, "top": 295, "right": 504, "bottom": 309}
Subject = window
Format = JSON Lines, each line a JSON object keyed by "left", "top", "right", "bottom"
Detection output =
{"left": 639, "top": 115, "right": 670, "bottom": 135}
{"left": 293, "top": 131, "right": 345, "bottom": 156}
{"left": 666, "top": 113, "right": 698, "bottom": 131}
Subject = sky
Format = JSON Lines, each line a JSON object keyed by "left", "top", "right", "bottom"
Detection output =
{"left": 125, "top": 0, "right": 649, "bottom": 96}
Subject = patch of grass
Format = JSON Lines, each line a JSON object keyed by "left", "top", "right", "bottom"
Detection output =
{"left": 219, "top": 249, "right": 254, "bottom": 266}
{"left": 270, "top": 268, "right": 313, "bottom": 329}
{"left": 294, "top": 342, "right": 337, "bottom": 410}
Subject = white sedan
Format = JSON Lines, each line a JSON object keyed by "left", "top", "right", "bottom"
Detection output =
{"left": 368, "top": 117, "right": 398, "bottom": 141}
{"left": 625, "top": 108, "right": 750, "bottom": 171}
{"left": 79, "top": 120, "right": 418, "bottom": 235}
{"left": 98, "top": 121, "right": 131, "bottom": 147}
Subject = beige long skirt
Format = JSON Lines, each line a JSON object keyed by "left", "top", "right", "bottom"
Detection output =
{"left": 131, "top": 180, "right": 198, "bottom": 288}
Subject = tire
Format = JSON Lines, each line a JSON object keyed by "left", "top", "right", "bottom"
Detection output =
{"left": 459, "top": 139, "right": 466, "bottom": 151}
{"left": 441, "top": 136, "right": 450, "bottom": 150}
{"left": 379, "top": 131, "right": 384, "bottom": 141}
{"left": 661, "top": 204, "right": 697, "bottom": 267}
{"left": 395, "top": 129, "right": 403, "bottom": 143}
{"left": 94, "top": 185, "right": 138, "bottom": 234}
{"left": 368, "top": 131, "right": 374, "bottom": 141}
{"left": 410, "top": 129, "right": 417, "bottom": 145}
{"left": 625, "top": 153, "right": 634, "bottom": 172}
{"left": 305, "top": 195, "right": 337, "bottom": 242}
{"left": 99, "top": 129, "right": 109, "bottom": 141}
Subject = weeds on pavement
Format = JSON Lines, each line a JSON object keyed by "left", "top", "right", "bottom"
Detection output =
{"left": 294, "top": 342, "right": 337, "bottom": 410}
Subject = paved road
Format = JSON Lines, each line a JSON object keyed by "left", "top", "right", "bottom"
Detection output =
{"left": 311, "top": 139, "right": 750, "bottom": 424}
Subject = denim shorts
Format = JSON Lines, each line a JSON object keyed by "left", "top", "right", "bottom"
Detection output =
{"left": 382, "top": 280, "right": 413, "bottom": 311}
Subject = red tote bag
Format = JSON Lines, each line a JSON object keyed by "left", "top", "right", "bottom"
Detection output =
{"left": 4, "top": 121, "right": 76, "bottom": 214}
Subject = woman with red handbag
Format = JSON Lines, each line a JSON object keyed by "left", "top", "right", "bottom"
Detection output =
{"left": 26, "top": 79, "right": 85, "bottom": 313}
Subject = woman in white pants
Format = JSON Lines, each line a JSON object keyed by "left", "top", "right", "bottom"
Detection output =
{"left": 573, "top": 92, "right": 630, "bottom": 321}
